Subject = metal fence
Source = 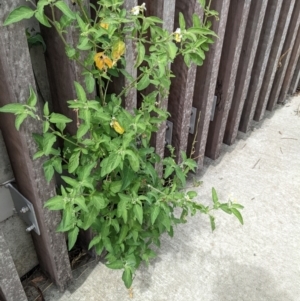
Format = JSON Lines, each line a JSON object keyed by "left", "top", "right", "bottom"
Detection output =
{"left": 1, "top": 0, "right": 300, "bottom": 296}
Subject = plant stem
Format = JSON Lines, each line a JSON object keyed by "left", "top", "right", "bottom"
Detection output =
{"left": 76, "top": 0, "right": 90, "bottom": 24}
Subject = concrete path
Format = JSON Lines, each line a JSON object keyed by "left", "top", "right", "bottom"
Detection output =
{"left": 44, "top": 96, "right": 300, "bottom": 301}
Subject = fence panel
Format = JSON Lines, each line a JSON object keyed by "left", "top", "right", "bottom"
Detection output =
{"left": 267, "top": 0, "right": 300, "bottom": 112}
{"left": 223, "top": 0, "right": 268, "bottom": 145}
{"left": 278, "top": 28, "right": 300, "bottom": 104}
{"left": 289, "top": 57, "right": 300, "bottom": 95}
{"left": 254, "top": 0, "right": 296, "bottom": 121}
{"left": 187, "top": 0, "right": 230, "bottom": 169}
{"left": 205, "top": 0, "right": 251, "bottom": 160}
{"left": 167, "top": 0, "right": 203, "bottom": 162}
{"left": 0, "top": 1, "right": 72, "bottom": 291}
{"left": 239, "top": 0, "right": 283, "bottom": 133}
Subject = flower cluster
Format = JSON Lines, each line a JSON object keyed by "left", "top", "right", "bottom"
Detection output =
{"left": 131, "top": 3, "right": 146, "bottom": 15}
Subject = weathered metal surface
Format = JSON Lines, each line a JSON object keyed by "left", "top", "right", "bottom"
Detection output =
{"left": 167, "top": 0, "right": 203, "bottom": 162}
{"left": 205, "top": 0, "right": 251, "bottom": 160}
{"left": 0, "top": 232, "right": 28, "bottom": 301}
{"left": 289, "top": 56, "right": 300, "bottom": 95}
{"left": 267, "top": 0, "right": 300, "bottom": 112}
{"left": 223, "top": 0, "right": 269, "bottom": 145}
{"left": 0, "top": 1, "right": 72, "bottom": 291}
{"left": 239, "top": 0, "right": 283, "bottom": 133}
{"left": 278, "top": 28, "right": 300, "bottom": 104}
{"left": 186, "top": 0, "right": 230, "bottom": 169}
{"left": 254, "top": 0, "right": 295, "bottom": 121}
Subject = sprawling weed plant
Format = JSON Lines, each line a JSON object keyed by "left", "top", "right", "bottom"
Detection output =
{"left": 1, "top": 0, "right": 243, "bottom": 288}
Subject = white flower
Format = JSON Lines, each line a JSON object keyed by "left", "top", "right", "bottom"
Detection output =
{"left": 174, "top": 28, "right": 182, "bottom": 43}
{"left": 131, "top": 3, "right": 146, "bottom": 15}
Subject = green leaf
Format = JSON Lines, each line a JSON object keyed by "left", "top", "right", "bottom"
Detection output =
{"left": 44, "top": 195, "right": 65, "bottom": 210}
{"left": 4, "top": 6, "right": 35, "bottom": 26}
{"left": 52, "top": 157, "right": 62, "bottom": 173}
{"left": 117, "top": 225, "right": 129, "bottom": 243}
{"left": 209, "top": 215, "right": 216, "bottom": 231}
{"left": 33, "top": 150, "right": 44, "bottom": 160}
{"left": 35, "top": 10, "right": 51, "bottom": 27}
{"left": 15, "top": 114, "right": 27, "bottom": 130}
{"left": 137, "top": 73, "right": 150, "bottom": 91}
{"left": 43, "top": 121, "right": 50, "bottom": 133}
{"left": 68, "top": 152, "right": 80, "bottom": 173}
{"left": 49, "top": 113, "right": 72, "bottom": 124}
{"left": 100, "top": 153, "right": 121, "bottom": 177}
{"left": 179, "top": 12, "right": 186, "bottom": 30}
{"left": 133, "top": 204, "right": 143, "bottom": 225}
{"left": 192, "top": 13, "right": 202, "bottom": 28}
{"left": 54, "top": 1, "right": 76, "bottom": 20}
{"left": 43, "top": 161, "right": 55, "bottom": 182}
{"left": 57, "top": 207, "right": 74, "bottom": 232}
{"left": 106, "top": 260, "right": 124, "bottom": 270}
{"left": 27, "top": 87, "right": 37, "bottom": 107}
{"left": 187, "top": 191, "right": 197, "bottom": 199}
{"left": 68, "top": 226, "right": 79, "bottom": 250}
{"left": 84, "top": 73, "right": 95, "bottom": 94}
{"left": 74, "top": 81, "right": 87, "bottom": 102}
{"left": 151, "top": 206, "right": 160, "bottom": 225}
{"left": 167, "top": 42, "right": 178, "bottom": 60}
{"left": 65, "top": 46, "right": 76, "bottom": 58}
{"left": 125, "top": 150, "right": 140, "bottom": 172}
{"left": 0, "top": 103, "right": 25, "bottom": 114}
{"left": 212, "top": 187, "right": 218, "bottom": 204}
{"left": 135, "top": 42, "right": 145, "bottom": 68}
{"left": 43, "top": 102, "right": 49, "bottom": 116}
{"left": 61, "top": 176, "right": 79, "bottom": 187}
{"left": 88, "top": 235, "right": 101, "bottom": 249}
{"left": 122, "top": 267, "right": 133, "bottom": 289}
{"left": 43, "top": 133, "right": 56, "bottom": 155}
{"left": 175, "top": 168, "right": 186, "bottom": 187}
{"left": 77, "top": 123, "right": 89, "bottom": 139}
{"left": 74, "top": 196, "right": 88, "bottom": 212}
{"left": 231, "top": 208, "right": 244, "bottom": 225}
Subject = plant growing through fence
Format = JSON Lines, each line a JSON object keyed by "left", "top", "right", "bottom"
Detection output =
{"left": 1, "top": 0, "right": 243, "bottom": 289}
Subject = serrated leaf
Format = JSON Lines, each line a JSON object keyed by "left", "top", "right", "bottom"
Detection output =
{"left": 44, "top": 195, "right": 65, "bottom": 210}
{"left": 187, "top": 191, "right": 197, "bottom": 199}
{"left": 68, "top": 226, "right": 79, "bottom": 250}
{"left": 68, "top": 152, "right": 80, "bottom": 173}
{"left": 122, "top": 267, "right": 133, "bottom": 289}
{"left": 4, "top": 6, "right": 35, "bottom": 26}
{"left": 231, "top": 208, "right": 244, "bottom": 225}
{"left": 35, "top": 10, "right": 51, "bottom": 27}
{"left": 88, "top": 235, "right": 101, "bottom": 249}
{"left": 117, "top": 225, "right": 129, "bottom": 243}
{"left": 43, "top": 102, "right": 49, "bottom": 116}
{"left": 43, "top": 121, "right": 50, "bottom": 133}
{"left": 106, "top": 260, "right": 124, "bottom": 270}
{"left": 15, "top": 113, "right": 27, "bottom": 130}
{"left": 100, "top": 153, "right": 121, "bottom": 177}
{"left": 77, "top": 123, "right": 89, "bottom": 139}
{"left": 133, "top": 204, "right": 143, "bottom": 225}
{"left": 151, "top": 206, "right": 160, "bottom": 225}
{"left": 54, "top": 1, "right": 76, "bottom": 20}
{"left": 49, "top": 113, "right": 72, "bottom": 124}
{"left": 74, "top": 81, "right": 87, "bottom": 102}
{"left": 137, "top": 73, "right": 150, "bottom": 91}
{"left": 43, "top": 161, "right": 54, "bottom": 182}
{"left": 61, "top": 176, "right": 79, "bottom": 187}
{"left": 167, "top": 42, "right": 178, "bottom": 60}
{"left": 52, "top": 157, "right": 62, "bottom": 173}
{"left": 135, "top": 42, "right": 145, "bottom": 68}
{"left": 84, "top": 73, "right": 95, "bottom": 93}
{"left": 33, "top": 150, "right": 44, "bottom": 160}
{"left": 0, "top": 103, "right": 25, "bottom": 114}
{"left": 125, "top": 150, "right": 139, "bottom": 172}
{"left": 27, "top": 87, "right": 37, "bottom": 107}
{"left": 74, "top": 196, "right": 88, "bottom": 212}
{"left": 43, "top": 133, "right": 56, "bottom": 155}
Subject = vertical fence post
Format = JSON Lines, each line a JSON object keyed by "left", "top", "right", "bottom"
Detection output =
{"left": 0, "top": 232, "right": 28, "bottom": 301}
{"left": 223, "top": 0, "right": 269, "bottom": 145}
{"left": 254, "top": 0, "right": 296, "bottom": 121}
{"left": 289, "top": 57, "right": 300, "bottom": 95}
{"left": 187, "top": 0, "right": 230, "bottom": 169}
{"left": 205, "top": 0, "right": 251, "bottom": 160}
{"left": 167, "top": 0, "right": 203, "bottom": 162}
{"left": 267, "top": 0, "right": 300, "bottom": 112}
{"left": 278, "top": 28, "right": 300, "bottom": 103}
{"left": 239, "top": 0, "right": 283, "bottom": 133}
{"left": 0, "top": 2, "right": 72, "bottom": 291}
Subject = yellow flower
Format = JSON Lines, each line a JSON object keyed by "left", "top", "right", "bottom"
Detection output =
{"left": 94, "top": 52, "right": 113, "bottom": 71}
{"left": 100, "top": 22, "right": 109, "bottom": 30}
{"left": 110, "top": 120, "right": 125, "bottom": 134}
{"left": 174, "top": 28, "right": 182, "bottom": 43}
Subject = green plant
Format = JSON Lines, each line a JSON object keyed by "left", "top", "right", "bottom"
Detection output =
{"left": 1, "top": 0, "right": 243, "bottom": 288}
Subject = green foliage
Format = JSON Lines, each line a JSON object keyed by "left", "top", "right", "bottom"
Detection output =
{"left": 1, "top": 0, "right": 243, "bottom": 289}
